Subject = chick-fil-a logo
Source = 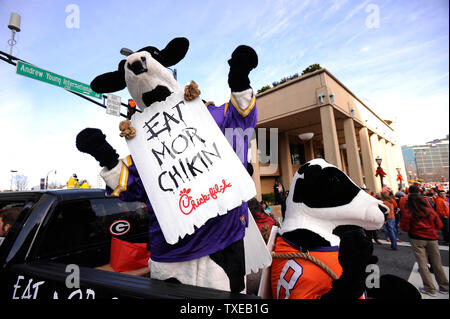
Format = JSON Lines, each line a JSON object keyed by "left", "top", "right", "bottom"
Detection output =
{"left": 179, "top": 179, "right": 232, "bottom": 215}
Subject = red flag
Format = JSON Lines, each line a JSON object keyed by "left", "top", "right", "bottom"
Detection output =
{"left": 110, "top": 237, "right": 150, "bottom": 272}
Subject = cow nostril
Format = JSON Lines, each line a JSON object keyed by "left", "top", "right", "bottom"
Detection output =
{"left": 128, "top": 60, "right": 147, "bottom": 75}
{"left": 378, "top": 204, "right": 387, "bottom": 214}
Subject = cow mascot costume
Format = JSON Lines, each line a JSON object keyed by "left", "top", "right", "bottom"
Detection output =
{"left": 75, "top": 37, "right": 266, "bottom": 293}
{"left": 270, "top": 158, "right": 421, "bottom": 299}
{"left": 270, "top": 159, "right": 385, "bottom": 299}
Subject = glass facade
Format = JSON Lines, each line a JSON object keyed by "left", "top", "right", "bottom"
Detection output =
{"left": 402, "top": 137, "right": 449, "bottom": 182}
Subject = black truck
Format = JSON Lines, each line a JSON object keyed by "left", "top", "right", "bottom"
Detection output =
{"left": 0, "top": 189, "right": 260, "bottom": 300}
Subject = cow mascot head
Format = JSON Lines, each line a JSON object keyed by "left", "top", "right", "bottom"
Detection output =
{"left": 281, "top": 159, "right": 386, "bottom": 246}
{"left": 75, "top": 37, "right": 264, "bottom": 293}
{"left": 271, "top": 158, "right": 420, "bottom": 299}
{"left": 90, "top": 38, "right": 188, "bottom": 110}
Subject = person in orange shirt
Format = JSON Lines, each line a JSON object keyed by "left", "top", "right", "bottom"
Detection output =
{"left": 381, "top": 192, "right": 398, "bottom": 250}
{"left": 435, "top": 191, "right": 449, "bottom": 243}
{"left": 399, "top": 191, "right": 408, "bottom": 212}
{"left": 391, "top": 195, "right": 401, "bottom": 238}
{"left": 391, "top": 196, "right": 398, "bottom": 211}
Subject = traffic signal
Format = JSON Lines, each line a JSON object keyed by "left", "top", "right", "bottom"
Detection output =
{"left": 127, "top": 99, "right": 136, "bottom": 119}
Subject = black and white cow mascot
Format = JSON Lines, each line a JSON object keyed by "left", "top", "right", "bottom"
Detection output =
{"left": 270, "top": 158, "right": 421, "bottom": 299}
{"left": 270, "top": 158, "right": 386, "bottom": 299}
{"left": 75, "top": 37, "right": 267, "bottom": 293}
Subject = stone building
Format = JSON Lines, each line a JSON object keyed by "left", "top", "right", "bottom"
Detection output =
{"left": 250, "top": 68, "right": 407, "bottom": 199}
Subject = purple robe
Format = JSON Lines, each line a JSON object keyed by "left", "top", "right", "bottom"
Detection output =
{"left": 107, "top": 94, "right": 257, "bottom": 262}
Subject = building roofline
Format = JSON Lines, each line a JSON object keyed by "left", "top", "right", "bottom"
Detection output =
{"left": 402, "top": 140, "right": 449, "bottom": 148}
{"left": 256, "top": 68, "right": 393, "bottom": 131}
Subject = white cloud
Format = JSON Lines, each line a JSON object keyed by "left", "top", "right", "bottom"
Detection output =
{"left": 253, "top": 0, "right": 311, "bottom": 43}
{"left": 0, "top": 0, "right": 448, "bottom": 190}
{"left": 320, "top": 0, "right": 349, "bottom": 22}
{"left": 360, "top": 46, "right": 370, "bottom": 52}
{"left": 317, "top": 0, "right": 371, "bottom": 48}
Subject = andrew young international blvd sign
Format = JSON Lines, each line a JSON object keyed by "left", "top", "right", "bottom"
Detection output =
{"left": 16, "top": 60, "right": 101, "bottom": 99}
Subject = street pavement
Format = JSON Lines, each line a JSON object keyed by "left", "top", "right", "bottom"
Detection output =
{"left": 246, "top": 228, "right": 449, "bottom": 299}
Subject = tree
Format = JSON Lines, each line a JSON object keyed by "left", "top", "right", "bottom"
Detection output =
{"left": 48, "top": 181, "right": 64, "bottom": 189}
{"left": 272, "top": 73, "right": 299, "bottom": 88}
{"left": 301, "top": 64, "right": 322, "bottom": 75}
{"left": 257, "top": 65, "right": 323, "bottom": 94}
{"left": 13, "top": 174, "right": 29, "bottom": 191}
{"left": 257, "top": 85, "right": 271, "bottom": 94}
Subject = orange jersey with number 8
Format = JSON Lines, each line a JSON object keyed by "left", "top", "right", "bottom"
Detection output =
{"left": 271, "top": 236, "right": 343, "bottom": 299}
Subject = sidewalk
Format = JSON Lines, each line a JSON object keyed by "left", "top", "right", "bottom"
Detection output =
{"left": 407, "top": 263, "right": 449, "bottom": 299}
{"left": 377, "top": 239, "right": 449, "bottom": 251}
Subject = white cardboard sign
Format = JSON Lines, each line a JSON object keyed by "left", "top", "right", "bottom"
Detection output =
{"left": 127, "top": 91, "right": 256, "bottom": 244}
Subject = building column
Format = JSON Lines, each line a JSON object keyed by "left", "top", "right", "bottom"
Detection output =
{"left": 343, "top": 118, "right": 364, "bottom": 187}
{"left": 370, "top": 133, "right": 380, "bottom": 160}
{"left": 320, "top": 105, "right": 342, "bottom": 169}
{"left": 279, "top": 132, "right": 293, "bottom": 191}
{"left": 250, "top": 137, "right": 262, "bottom": 201}
{"left": 359, "top": 127, "right": 378, "bottom": 193}
{"left": 378, "top": 138, "right": 392, "bottom": 190}
{"left": 385, "top": 142, "right": 397, "bottom": 192}
{"left": 304, "top": 140, "right": 315, "bottom": 162}
{"left": 340, "top": 149, "right": 348, "bottom": 174}
{"left": 393, "top": 143, "right": 408, "bottom": 190}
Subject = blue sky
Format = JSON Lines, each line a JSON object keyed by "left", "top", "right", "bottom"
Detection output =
{"left": 0, "top": 0, "right": 448, "bottom": 189}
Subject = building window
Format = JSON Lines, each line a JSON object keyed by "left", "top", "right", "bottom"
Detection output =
{"left": 290, "top": 144, "right": 305, "bottom": 165}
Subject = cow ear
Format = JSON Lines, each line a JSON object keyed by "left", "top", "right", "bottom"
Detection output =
{"left": 90, "top": 60, "right": 126, "bottom": 93}
{"left": 297, "top": 163, "right": 310, "bottom": 175}
{"left": 137, "top": 46, "right": 164, "bottom": 65}
{"left": 159, "top": 37, "right": 189, "bottom": 67}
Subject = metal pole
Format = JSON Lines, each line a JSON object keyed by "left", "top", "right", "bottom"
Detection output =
{"left": 9, "top": 30, "right": 15, "bottom": 55}
{"left": 45, "top": 169, "right": 56, "bottom": 189}
{"left": 0, "top": 50, "right": 142, "bottom": 117}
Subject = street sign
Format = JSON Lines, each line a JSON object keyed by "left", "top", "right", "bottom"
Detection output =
{"left": 16, "top": 60, "right": 102, "bottom": 99}
{"left": 106, "top": 93, "right": 121, "bottom": 116}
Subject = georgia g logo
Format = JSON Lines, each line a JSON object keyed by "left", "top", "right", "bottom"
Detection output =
{"left": 109, "top": 220, "right": 131, "bottom": 236}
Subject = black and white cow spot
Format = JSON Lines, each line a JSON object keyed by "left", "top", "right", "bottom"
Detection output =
{"left": 281, "top": 159, "right": 386, "bottom": 245}
{"left": 293, "top": 162, "right": 361, "bottom": 208}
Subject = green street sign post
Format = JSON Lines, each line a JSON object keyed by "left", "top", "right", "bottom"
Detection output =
{"left": 16, "top": 60, "right": 102, "bottom": 99}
